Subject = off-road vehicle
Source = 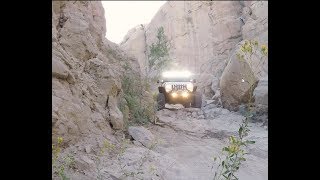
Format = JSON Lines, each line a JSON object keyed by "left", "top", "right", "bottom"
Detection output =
{"left": 156, "top": 71, "right": 202, "bottom": 110}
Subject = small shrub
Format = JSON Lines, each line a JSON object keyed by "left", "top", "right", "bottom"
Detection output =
{"left": 52, "top": 137, "right": 74, "bottom": 180}
{"left": 213, "top": 116, "right": 255, "bottom": 180}
{"left": 147, "top": 26, "right": 172, "bottom": 78}
{"left": 120, "top": 73, "right": 156, "bottom": 126}
{"left": 52, "top": 137, "right": 63, "bottom": 164}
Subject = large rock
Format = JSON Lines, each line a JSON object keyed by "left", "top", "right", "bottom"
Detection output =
{"left": 220, "top": 50, "right": 258, "bottom": 111}
{"left": 128, "top": 126, "right": 155, "bottom": 148}
{"left": 109, "top": 106, "right": 124, "bottom": 130}
{"left": 52, "top": 57, "right": 70, "bottom": 79}
{"left": 220, "top": 37, "right": 268, "bottom": 111}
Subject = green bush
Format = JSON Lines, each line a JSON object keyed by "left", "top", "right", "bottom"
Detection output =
{"left": 147, "top": 26, "right": 171, "bottom": 77}
{"left": 120, "top": 72, "right": 156, "bottom": 126}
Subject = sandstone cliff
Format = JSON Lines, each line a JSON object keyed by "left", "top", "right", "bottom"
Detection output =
{"left": 120, "top": 1, "right": 268, "bottom": 112}
{"left": 52, "top": 1, "right": 141, "bottom": 150}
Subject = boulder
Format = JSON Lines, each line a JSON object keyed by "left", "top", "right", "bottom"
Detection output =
{"left": 128, "top": 126, "right": 155, "bottom": 148}
{"left": 220, "top": 50, "right": 258, "bottom": 111}
{"left": 52, "top": 57, "right": 70, "bottom": 79}
{"left": 109, "top": 106, "right": 124, "bottom": 130}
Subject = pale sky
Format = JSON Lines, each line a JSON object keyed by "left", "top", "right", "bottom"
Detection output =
{"left": 102, "top": 1, "right": 167, "bottom": 44}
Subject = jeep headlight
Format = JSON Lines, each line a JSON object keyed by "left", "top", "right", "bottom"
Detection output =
{"left": 165, "top": 84, "right": 172, "bottom": 92}
{"left": 186, "top": 83, "right": 194, "bottom": 92}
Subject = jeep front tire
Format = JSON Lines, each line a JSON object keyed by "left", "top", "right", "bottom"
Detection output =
{"left": 183, "top": 102, "right": 191, "bottom": 108}
{"left": 192, "top": 92, "right": 202, "bottom": 108}
{"left": 157, "top": 93, "right": 166, "bottom": 110}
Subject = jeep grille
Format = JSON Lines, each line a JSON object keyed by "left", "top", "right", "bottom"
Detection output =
{"left": 172, "top": 84, "right": 187, "bottom": 91}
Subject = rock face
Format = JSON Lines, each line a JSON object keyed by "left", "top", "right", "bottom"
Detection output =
{"left": 121, "top": 1, "right": 244, "bottom": 97}
{"left": 121, "top": 24, "right": 148, "bottom": 76}
{"left": 241, "top": 1, "right": 268, "bottom": 42}
{"left": 220, "top": 1, "right": 268, "bottom": 111}
{"left": 121, "top": 1, "right": 268, "bottom": 112}
{"left": 52, "top": 1, "right": 140, "bottom": 146}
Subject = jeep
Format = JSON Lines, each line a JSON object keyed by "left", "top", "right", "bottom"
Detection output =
{"left": 156, "top": 70, "right": 202, "bottom": 110}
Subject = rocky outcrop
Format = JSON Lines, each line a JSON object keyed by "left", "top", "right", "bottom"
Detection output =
{"left": 128, "top": 126, "right": 155, "bottom": 148}
{"left": 120, "top": 1, "right": 268, "bottom": 110}
{"left": 241, "top": 1, "right": 268, "bottom": 43}
{"left": 220, "top": 1, "right": 268, "bottom": 111}
{"left": 120, "top": 1, "right": 244, "bottom": 97}
{"left": 121, "top": 24, "right": 148, "bottom": 76}
{"left": 52, "top": 1, "right": 140, "bottom": 147}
